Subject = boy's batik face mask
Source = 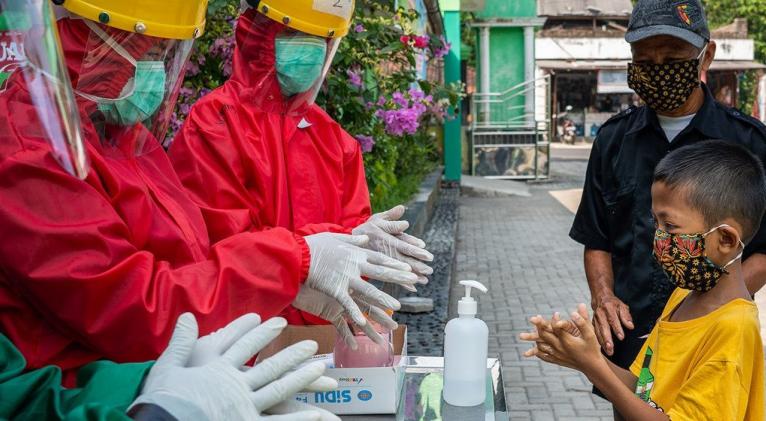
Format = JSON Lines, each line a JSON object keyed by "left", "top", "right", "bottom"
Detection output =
{"left": 652, "top": 224, "right": 744, "bottom": 292}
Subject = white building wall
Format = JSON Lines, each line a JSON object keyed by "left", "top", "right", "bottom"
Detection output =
{"left": 536, "top": 38, "right": 631, "bottom": 60}
{"left": 535, "top": 37, "right": 754, "bottom": 61}
{"left": 715, "top": 39, "right": 755, "bottom": 60}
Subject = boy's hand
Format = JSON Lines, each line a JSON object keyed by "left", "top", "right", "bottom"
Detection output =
{"left": 521, "top": 305, "right": 606, "bottom": 374}
{"left": 520, "top": 312, "right": 579, "bottom": 369}
{"left": 552, "top": 304, "right": 607, "bottom": 373}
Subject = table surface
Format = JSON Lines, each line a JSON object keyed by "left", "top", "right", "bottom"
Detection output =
{"left": 342, "top": 357, "right": 508, "bottom": 421}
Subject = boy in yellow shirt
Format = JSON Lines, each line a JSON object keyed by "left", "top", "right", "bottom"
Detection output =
{"left": 521, "top": 140, "right": 765, "bottom": 420}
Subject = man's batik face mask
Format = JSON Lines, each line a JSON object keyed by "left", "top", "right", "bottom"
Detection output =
{"left": 628, "top": 45, "right": 707, "bottom": 113}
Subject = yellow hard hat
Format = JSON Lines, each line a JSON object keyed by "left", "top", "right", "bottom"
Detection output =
{"left": 55, "top": 0, "right": 207, "bottom": 39}
{"left": 255, "top": 0, "right": 355, "bottom": 39}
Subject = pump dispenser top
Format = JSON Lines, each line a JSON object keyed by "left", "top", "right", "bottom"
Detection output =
{"left": 458, "top": 280, "right": 488, "bottom": 316}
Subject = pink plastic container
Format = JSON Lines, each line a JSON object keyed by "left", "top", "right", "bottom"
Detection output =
{"left": 334, "top": 322, "right": 394, "bottom": 368}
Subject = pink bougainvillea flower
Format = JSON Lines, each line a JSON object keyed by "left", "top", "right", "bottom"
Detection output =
{"left": 413, "top": 35, "right": 430, "bottom": 49}
{"left": 355, "top": 134, "right": 375, "bottom": 153}
{"left": 434, "top": 35, "right": 452, "bottom": 59}
{"left": 347, "top": 68, "right": 363, "bottom": 88}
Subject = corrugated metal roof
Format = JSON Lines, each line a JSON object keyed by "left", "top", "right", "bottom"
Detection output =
{"left": 538, "top": 0, "right": 633, "bottom": 17}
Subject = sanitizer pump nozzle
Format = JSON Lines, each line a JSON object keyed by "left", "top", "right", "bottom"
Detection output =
{"left": 458, "top": 280, "right": 488, "bottom": 316}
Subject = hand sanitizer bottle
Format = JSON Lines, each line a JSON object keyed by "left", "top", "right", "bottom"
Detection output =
{"left": 443, "top": 280, "right": 489, "bottom": 407}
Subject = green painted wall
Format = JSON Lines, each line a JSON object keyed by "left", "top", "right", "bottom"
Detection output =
{"left": 491, "top": 28, "right": 526, "bottom": 122}
{"left": 473, "top": 0, "right": 537, "bottom": 123}
{"left": 475, "top": 27, "right": 527, "bottom": 123}
{"left": 476, "top": 0, "right": 536, "bottom": 19}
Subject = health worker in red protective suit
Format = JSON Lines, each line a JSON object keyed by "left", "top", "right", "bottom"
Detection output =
{"left": 170, "top": 0, "right": 435, "bottom": 327}
{"left": 0, "top": 0, "right": 413, "bottom": 381}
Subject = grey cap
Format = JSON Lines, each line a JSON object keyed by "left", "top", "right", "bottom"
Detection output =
{"left": 626, "top": 0, "right": 710, "bottom": 49}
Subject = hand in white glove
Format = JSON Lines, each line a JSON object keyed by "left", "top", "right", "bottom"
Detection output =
{"left": 352, "top": 205, "right": 434, "bottom": 289}
{"left": 293, "top": 286, "right": 398, "bottom": 349}
{"left": 130, "top": 313, "right": 335, "bottom": 421}
{"left": 304, "top": 233, "right": 412, "bottom": 328}
{"left": 187, "top": 313, "right": 335, "bottom": 389}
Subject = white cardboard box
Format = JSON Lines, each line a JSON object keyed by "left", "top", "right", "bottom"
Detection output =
{"left": 259, "top": 324, "right": 408, "bottom": 415}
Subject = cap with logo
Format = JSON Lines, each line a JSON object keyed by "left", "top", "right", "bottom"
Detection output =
{"left": 625, "top": 0, "right": 710, "bottom": 49}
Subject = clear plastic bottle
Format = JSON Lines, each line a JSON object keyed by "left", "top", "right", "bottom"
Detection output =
{"left": 333, "top": 319, "right": 394, "bottom": 368}
{"left": 443, "top": 280, "right": 489, "bottom": 407}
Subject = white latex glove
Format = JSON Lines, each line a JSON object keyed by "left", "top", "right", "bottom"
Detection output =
{"left": 304, "top": 233, "right": 412, "bottom": 328}
{"left": 130, "top": 313, "right": 333, "bottom": 421}
{"left": 293, "top": 286, "right": 398, "bottom": 349}
{"left": 352, "top": 205, "right": 434, "bottom": 288}
{"left": 187, "top": 313, "right": 337, "bottom": 392}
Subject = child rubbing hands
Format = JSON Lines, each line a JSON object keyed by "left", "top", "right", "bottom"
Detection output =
{"left": 522, "top": 140, "right": 765, "bottom": 421}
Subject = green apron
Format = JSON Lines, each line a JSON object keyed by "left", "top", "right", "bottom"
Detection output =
{"left": 0, "top": 334, "right": 153, "bottom": 420}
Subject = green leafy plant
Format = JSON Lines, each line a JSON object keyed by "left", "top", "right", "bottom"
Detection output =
{"left": 703, "top": 0, "right": 765, "bottom": 113}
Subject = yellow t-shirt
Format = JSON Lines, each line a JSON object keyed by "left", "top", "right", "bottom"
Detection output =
{"left": 629, "top": 288, "right": 764, "bottom": 420}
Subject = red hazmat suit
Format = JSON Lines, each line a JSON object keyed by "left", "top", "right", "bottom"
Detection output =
{"left": 0, "top": 18, "right": 309, "bottom": 381}
{"left": 169, "top": 10, "right": 372, "bottom": 325}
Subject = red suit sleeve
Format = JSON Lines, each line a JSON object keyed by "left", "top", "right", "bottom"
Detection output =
{"left": 0, "top": 148, "right": 309, "bottom": 363}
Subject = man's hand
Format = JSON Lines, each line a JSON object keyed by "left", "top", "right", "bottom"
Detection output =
{"left": 592, "top": 292, "right": 634, "bottom": 356}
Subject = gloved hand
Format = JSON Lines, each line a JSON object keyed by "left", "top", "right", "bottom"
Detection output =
{"left": 352, "top": 205, "right": 434, "bottom": 288}
{"left": 186, "top": 313, "right": 339, "bottom": 421}
{"left": 187, "top": 314, "right": 335, "bottom": 389}
{"left": 130, "top": 313, "right": 335, "bottom": 421}
{"left": 304, "top": 233, "right": 412, "bottom": 328}
{"left": 293, "top": 286, "right": 398, "bottom": 349}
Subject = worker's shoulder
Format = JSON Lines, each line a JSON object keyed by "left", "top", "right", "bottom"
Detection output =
{"left": 183, "top": 85, "right": 241, "bottom": 125}
{"left": 307, "top": 105, "right": 339, "bottom": 126}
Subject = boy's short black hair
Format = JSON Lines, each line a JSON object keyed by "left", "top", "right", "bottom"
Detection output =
{"left": 653, "top": 140, "right": 766, "bottom": 244}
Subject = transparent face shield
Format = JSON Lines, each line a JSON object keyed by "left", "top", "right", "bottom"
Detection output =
{"left": 239, "top": 10, "right": 341, "bottom": 116}
{"left": 64, "top": 16, "right": 194, "bottom": 157}
{"left": 0, "top": 0, "right": 88, "bottom": 178}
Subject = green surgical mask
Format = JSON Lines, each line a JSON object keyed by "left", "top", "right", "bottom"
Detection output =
{"left": 79, "top": 19, "right": 167, "bottom": 126}
{"left": 274, "top": 35, "right": 327, "bottom": 97}
{"left": 97, "top": 61, "right": 166, "bottom": 126}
